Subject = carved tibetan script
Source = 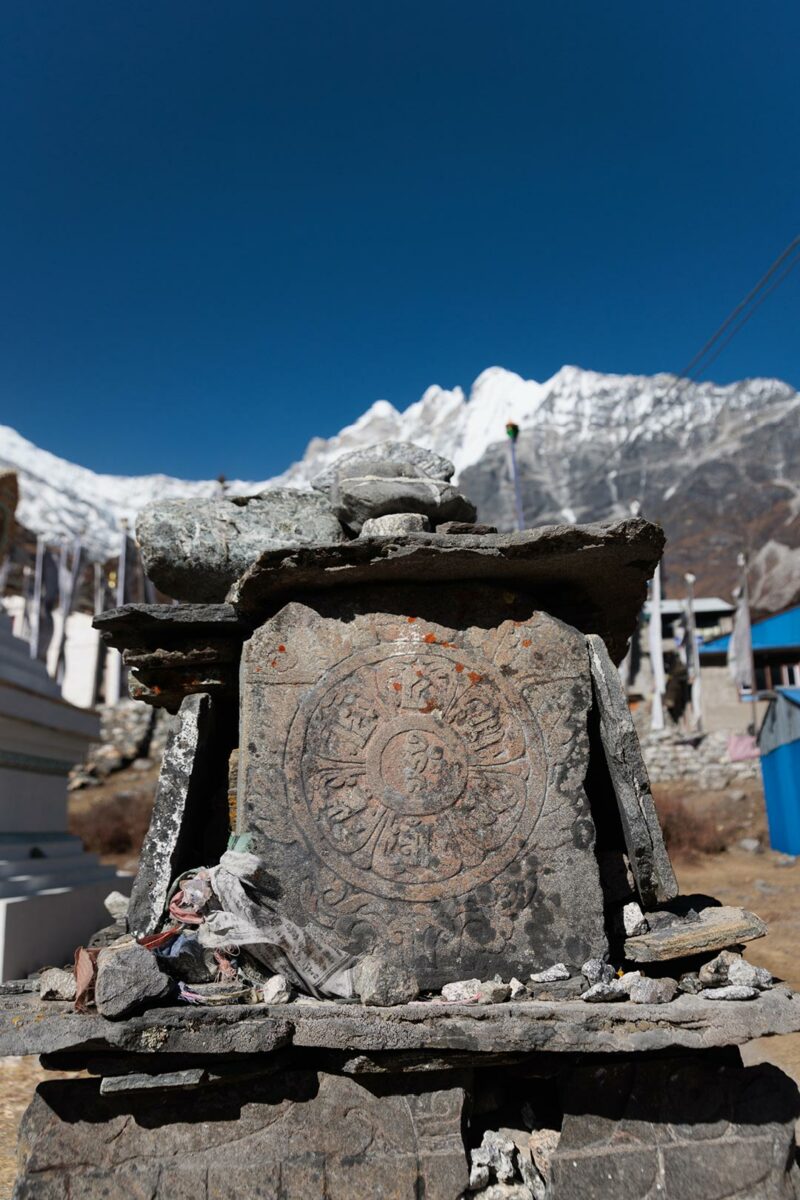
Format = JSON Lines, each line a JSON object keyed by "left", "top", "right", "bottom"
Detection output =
{"left": 239, "top": 586, "right": 607, "bottom": 986}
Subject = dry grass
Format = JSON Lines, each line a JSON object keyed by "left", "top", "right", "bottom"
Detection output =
{"left": 653, "top": 794, "right": 729, "bottom": 860}
{"left": 69, "top": 790, "right": 154, "bottom": 856}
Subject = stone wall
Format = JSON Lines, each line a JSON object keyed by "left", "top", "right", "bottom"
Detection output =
{"left": 639, "top": 730, "right": 760, "bottom": 792}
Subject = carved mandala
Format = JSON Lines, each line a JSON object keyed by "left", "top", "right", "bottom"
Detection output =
{"left": 284, "top": 644, "right": 545, "bottom": 901}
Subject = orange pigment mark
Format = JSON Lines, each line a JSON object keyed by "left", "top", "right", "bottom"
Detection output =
{"left": 419, "top": 700, "right": 436, "bottom": 714}
{"left": 423, "top": 633, "right": 437, "bottom": 644}
{"left": 415, "top": 669, "right": 424, "bottom": 677}
{"left": 407, "top": 616, "right": 417, "bottom": 623}
{"left": 468, "top": 671, "right": 482, "bottom": 684}
{"left": 278, "top": 644, "right": 286, "bottom": 653}
{"left": 455, "top": 663, "right": 464, "bottom": 673}
{"left": 521, "top": 639, "right": 531, "bottom": 648}
{"left": 270, "top": 660, "right": 278, "bottom": 668}
{"left": 392, "top": 682, "right": 403, "bottom": 692}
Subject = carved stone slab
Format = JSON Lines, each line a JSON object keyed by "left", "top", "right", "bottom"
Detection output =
{"left": 238, "top": 586, "right": 607, "bottom": 987}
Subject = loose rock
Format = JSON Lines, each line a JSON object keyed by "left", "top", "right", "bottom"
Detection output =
{"left": 581, "top": 959, "right": 616, "bottom": 985}
{"left": 360, "top": 512, "right": 431, "bottom": 536}
{"left": 355, "top": 955, "right": 419, "bottom": 1006}
{"left": 700, "top": 985, "right": 759, "bottom": 1001}
{"left": 477, "top": 981, "right": 512, "bottom": 1004}
{"left": 624, "top": 904, "right": 766, "bottom": 962}
{"left": 622, "top": 901, "right": 649, "bottom": 937}
{"left": 678, "top": 972, "right": 703, "bottom": 994}
{"left": 103, "top": 891, "right": 130, "bottom": 922}
{"left": 581, "top": 981, "right": 626, "bottom": 1003}
{"left": 39, "top": 968, "right": 77, "bottom": 1002}
{"left": 261, "top": 974, "right": 293, "bottom": 1005}
{"left": 335, "top": 475, "right": 476, "bottom": 533}
{"left": 471, "top": 1131, "right": 517, "bottom": 1184}
{"left": 699, "top": 950, "right": 772, "bottom": 991}
{"left": 441, "top": 978, "right": 482, "bottom": 1003}
{"left": 628, "top": 975, "right": 677, "bottom": 1004}
{"left": 738, "top": 837, "right": 762, "bottom": 854}
{"left": 508, "top": 977, "right": 529, "bottom": 1000}
{"left": 94, "top": 944, "right": 173, "bottom": 1019}
{"left": 529, "top": 963, "right": 570, "bottom": 983}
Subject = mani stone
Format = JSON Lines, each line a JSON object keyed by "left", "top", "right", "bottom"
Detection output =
{"left": 360, "top": 512, "right": 431, "bottom": 536}
{"left": 136, "top": 488, "right": 346, "bottom": 602}
{"left": 237, "top": 587, "right": 608, "bottom": 989}
{"left": 311, "top": 441, "right": 455, "bottom": 496}
{"left": 94, "top": 944, "right": 173, "bottom": 1019}
{"left": 334, "top": 475, "right": 477, "bottom": 533}
{"left": 587, "top": 634, "right": 678, "bottom": 906}
{"left": 16, "top": 1071, "right": 470, "bottom": 1200}
{"left": 624, "top": 905, "right": 767, "bottom": 963}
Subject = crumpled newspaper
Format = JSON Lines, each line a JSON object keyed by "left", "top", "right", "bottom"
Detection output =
{"left": 196, "top": 851, "right": 357, "bottom": 1000}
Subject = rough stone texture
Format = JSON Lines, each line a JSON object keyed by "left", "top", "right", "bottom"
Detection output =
{"left": 361, "top": 512, "right": 431, "bottom": 536}
{"left": 14, "top": 1071, "right": 469, "bottom": 1199}
{"left": 238, "top": 589, "right": 608, "bottom": 987}
{"left": 38, "top": 970, "right": 76, "bottom": 1002}
{"left": 261, "top": 975, "right": 293, "bottom": 1004}
{"left": 625, "top": 904, "right": 767, "bottom": 962}
{"left": 355, "top": 955, "right": 420, "bottom": 1006}
{"left": 136, "top": 488, "right": 346, "bottom": 602}
{"left": 529, "top": 964, "right": 570, "bottom": 983}
{"left": 622, "top": 901, "right": 648, "bottom": 937}
{"left": 581, "top": 981, "right": 626, "bottom": 1003}
{"left": 581, "top": 960, "right": 616, "bottom": 985}
{"left": 127, "top": 693, "right": 230, "bottom": 937}
{"left": 335, "top": 476, "right": 477, "bottom": 532}
{"left": 441, "top": 979, "right": 482, "bottom": 1003}
{"left": 3, "top": 991, "right": 800, "bottom": 1059}
{"left": 699, "top": 950, "right": 773, "bottom": 990}
{"left": 231, "top": 518, "right": 665, "bottom": 666}
{"left": 436, "top": 521, "right": 498, "bottom": 535}
{"left": 587, "top": 634, "right": 678, "bottom": 906}
{"left": 551, "top": 1057, "right": 800, "bottom": 1199}
{"left": 99, "top": 1068, "right": 207, "bottom": 1095}
{"left": 700, "top": 985, "right": 759, "bottom": 1001}
{"left": 628, "top": 976, "right": 677, "bottom": 1005}
{"left": 639, "top": 729, "right": 761, "bottom": 788}
{"left": 311, "top": 442, "right": 455, "bottom": 496}
{"left": 94, "top": 944, "right": 174, "bottom": 1019}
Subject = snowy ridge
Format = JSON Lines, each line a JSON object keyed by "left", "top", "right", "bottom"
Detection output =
{"left": 2, "top": 366, "right": 799, "bottom": 587}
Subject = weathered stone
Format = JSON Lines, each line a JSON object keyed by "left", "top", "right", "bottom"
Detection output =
{"left": 260, "top": 974, "right": 293, "bottom": 1004}
{"left": 581, "top": 959, "right": 616, "bottom": 985}
{"left": 582, "top": 981, "right": 626, "bottom": 1002}
{"left": 136, "top": 488, "right": 346, "bottom": 602}
{"left": 477, "top": 981, "right": 512, "bottom": 1004}
{"left": 94, "top": 944, "right": 173, "bottom": 1019}
{"left": 38, "top": 969, "right": 76, "bottom": 1002}
{"left": 698, "top": 949, "right": 773, "bottom": 991}
{"left": 103, "top": 891, "right": 130, "bottom": 922}
{"left": 311, "top": 441, "right": 455, "bottom": 495}
{"left": 529, "top": 964, "right": 570, "bottom": 983}
{"left": 526, "top": 977, "right": 585, "bottom": 1002}
{"left": 238, "top": 590, "right": 607, "bottom": 987}
{"left": 551, "top": 1058, "right": 800, "bottom": 1200}
{"left": 99, "top": 1068, "right": 207, "bottom": 1095}
{"left": 436, "top": 521, "right": 498, "bottom": 535}
{"left": 622, "top": 901, "right": 648, "bottom": 937}
{"left": 529, "top": 1128, "right": 560, "bottom": 1183}
{"left": 471, "top": 1130, "right": 517, "bottom": 1183}
{"left": 625, "top": 904, "right": 767, "bottom": 962}
{"left": 335, "top": 475, "right": 477, "bottom": 532}
{"left": 509, "top": 978, "right": 529, "bottom": 1000}
{"left": 738, "top": 836, "right": 762, "bottom": 854}
{"left": 360, "top": 512, "right": 431, "bottom": 536}
{"left": 355, "top": 955, "right": 420, "bottom": 1006}
{"left": 628, "top": 976, "right": 677, "bottom": 1004}
{"left": 127, "top": 693, "right": 230, "bottom": 938}
{"left": 231, "top": 517, "right": 666, "bottom": 666}
{"left": 700, "top": 985, "right": 759, "bottom": 1001}
{"left": 473, "top": 1187, "right": 535, "bottom": 1200}
{"left": 587, "top": 634, "right": 678, "bottom": 906}
{"left": 441, "top": 979, "right": 482, "bottom": 1003}
{"left": 678, "top": 971, "right": 703, "bottom": 994}
{"left": 4, "top": 990, "right": 800, "bottom": 1059}
{"left": 14, "top": 1071, "right": 470, "bottom": 1199}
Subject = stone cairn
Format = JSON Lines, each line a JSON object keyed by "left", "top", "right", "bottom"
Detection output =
{"left": 2, "top": 444, "right": 800, "bottom": 1199}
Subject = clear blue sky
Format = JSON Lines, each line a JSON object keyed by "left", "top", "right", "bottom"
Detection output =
{"left": 1, "top": 1, "right": 798, "bottom": 480}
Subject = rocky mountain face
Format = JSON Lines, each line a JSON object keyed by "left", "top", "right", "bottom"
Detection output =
{"left": 2, "top": 364, "right": 799, "bottom": 611}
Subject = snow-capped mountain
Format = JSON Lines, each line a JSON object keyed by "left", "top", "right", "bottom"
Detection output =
{"left": 2, "top": 364, "right": 799, "bottom": 610}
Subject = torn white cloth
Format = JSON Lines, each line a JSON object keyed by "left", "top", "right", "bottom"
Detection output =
{"left": 197, "top": 851, "right": 356, "bottom": 1000}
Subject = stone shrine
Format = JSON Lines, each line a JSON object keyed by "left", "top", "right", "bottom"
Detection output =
{"left": 2, "top": 444, "right": 799, "bottom": 1200}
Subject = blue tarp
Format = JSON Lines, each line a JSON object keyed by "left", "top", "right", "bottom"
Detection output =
{"left": 700, "top": 605, "right": 800, "bottom": 656}
{"left": 758, "top": 688, "right": 800, "bottom": 855}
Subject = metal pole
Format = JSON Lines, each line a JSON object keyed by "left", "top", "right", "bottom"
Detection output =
{"left": 107, "top": 521, "right": 128, "bottom": 703}
{"left": 684, "top": 572, "right": 703, "bottom": 732}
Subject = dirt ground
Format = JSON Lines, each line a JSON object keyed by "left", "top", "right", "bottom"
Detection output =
{"left": 0, "top": 774, "right": 797, "bottom": 1196}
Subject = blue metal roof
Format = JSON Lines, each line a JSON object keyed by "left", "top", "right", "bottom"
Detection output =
{"left": 778, "top": 687, "right": 800, "bottom": 706}
{"left": 699, "top": 605, "right": 800, "bottom": 656}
